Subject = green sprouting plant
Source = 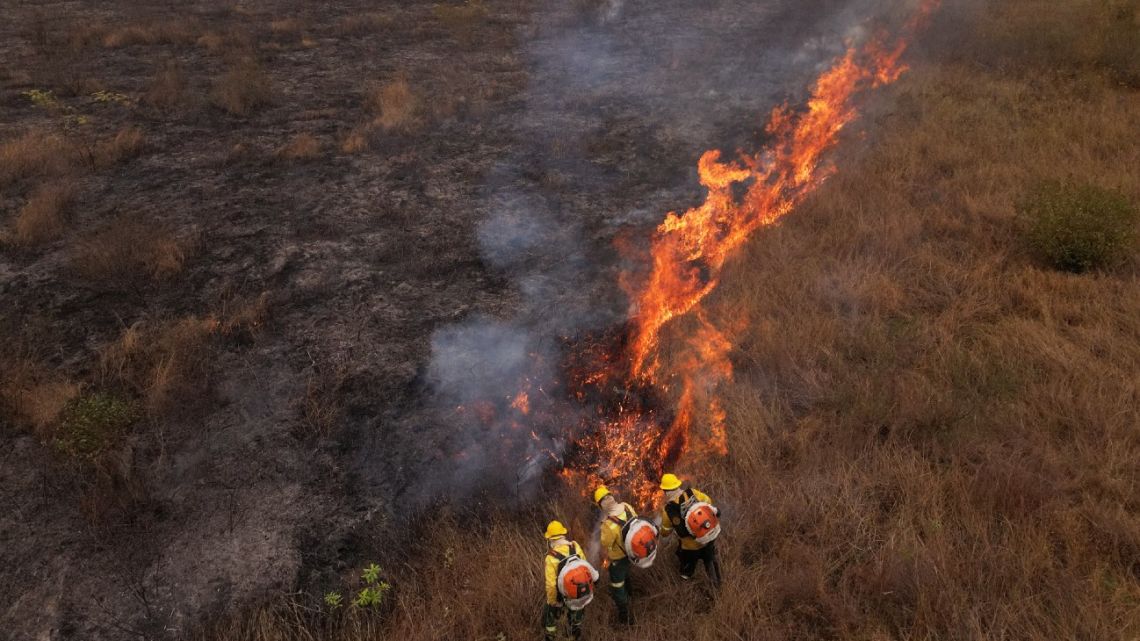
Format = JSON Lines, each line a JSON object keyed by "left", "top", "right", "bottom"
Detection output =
{"left": 53, "top": 393, "right": 136, "bottom": 459}
{"left": 361, "top": 563, "right": 382, "bottom": 584}
{"left": 93, "top": 90, "right": 131, "bottom": 105}
{"left": 352, "top": 562, "right": 391, "bottom": 609}
{"left": 22, "top": 89, "right": 60, "bottom": 109}
{"left": 323, "top": 562, "right": 391, "bottom": 613}
{"left": 353, "top": 585, "right": 389, "bottom": 608}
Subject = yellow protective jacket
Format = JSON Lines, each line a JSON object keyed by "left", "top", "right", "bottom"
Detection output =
{"left": 599, "top": 503, "right": 637, "bottom": 561}
{"left": 544, "top": 540, "right": 586, "bottom": 605}
{"left": 659, "top": 486, "right": 713, "bottom": 550}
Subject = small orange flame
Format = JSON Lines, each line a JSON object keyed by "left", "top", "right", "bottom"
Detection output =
{"left": 511, "top": 390, "right": 530, "bottom": 415}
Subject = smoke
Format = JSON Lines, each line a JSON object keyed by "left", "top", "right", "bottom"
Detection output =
{"left": 419, "top": 0, "right": 926, "bottom": 501}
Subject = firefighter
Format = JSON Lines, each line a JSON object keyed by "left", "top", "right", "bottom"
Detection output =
{"left": 658, "top": 473, "right": 723, "bottom": 587}
{"left": 542, "top": 520, "right": 596, "bottom": 641}
{"left": 594, "top": 485, "right": 635, "bottom": 625}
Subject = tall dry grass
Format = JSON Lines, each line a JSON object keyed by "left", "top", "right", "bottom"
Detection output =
{"left": 203, "top": 1, "right": 1140, "bottom": 640}
{"left": 69, "top": 19, "right": 203, "bottom": 49}
{"left": 144, "top": 61, "right": 188, "bottom": 111}
{"left": 0, "top": 130, "right": 79, "bottom": 189}
{"left": 99, "top": 317, "right": 218, "bottom": 417}
{"left": 367, "top": 77, "right": 418, "bottom": 131}
{"left": 69, "top": 214, "right": 189, "bottom": 284}
{"left": 0, "top": 358, "right": 79, "bottom": 438}
{"left": 10, "top": 181, "right": 78, "bottom": 246}
{"left": 276, "top": 133, "right": 322, "bottom": 161}
{"left": 211, "top": 58, "right": 273, "bottom": 116}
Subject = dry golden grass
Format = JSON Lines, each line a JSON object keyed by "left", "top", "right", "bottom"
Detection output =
{"left": 368, "top": 78, "right": 417, "bottom": 131}
{"left": 65, "top": 20, "right": 199, "bottom": 49}
{"left": 11, "top": 181, "right": 78, "bottom": 246}
{"left": 269, "top": 18, "right": 305, "bottom": 36}
{"left": 206, "top": 1, "right": 1140, "bottom": 640}
{"left": 91, "top": 127, "right": 146, "bottom": 169}
{"left": 0, "top": 359, "right": 79, "bottom": 438}
{"left": 1, "top": 127, "right": 143, "bottom": 193}
{"left": 210, "top": 59, "right": 272, "bottom": 117}
{"left": 100, "top": 317, "right": 218, "bottom": 416}
{"left": 144, "top": 62, "right": 188, "bottom": 111}
{"left": 218, "top": 291, "right": 271, "bottom": 340}
{"left": 0, "top": 130, "right": 79, "bottom": 188}
{"left": 96, "top": 20, "right": 201, "bottom": 49}
{"left": 70, "top": 214, "right": 189, "bottom": 284}
{"left": 339, "top": 125, "right": 373, "bottom": 154}
{"left": 276, "top": 133, "right": 322, "bottom": 161}
{"left": 196, "top": 31, "right": 226, "bottom": 52}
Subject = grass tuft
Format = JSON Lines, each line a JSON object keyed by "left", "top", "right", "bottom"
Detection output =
{"left": 368, "top": 78, "right": 417, "bottom": 131}
{"left": 276, "top": 133, "right": 322, "bottom": 161}
{"left": 92, "top": 127, "right": 146, "bottom": 169}
{"left": 211, "top": 59, "right": 272, "bottom": 117}
{"left": 0, "top": 130, "right": 79, "bottom": 188}
{"left": 70, "top": 214, "right": 189, "bottom": 285}
{"left": 100, "top": 317, "right": 218, "bottom": 416}
{"left": 11, "top": 181, "right": 78, "bottom": 246}
{"left": 144, "top": 61, "right": 188, "bottom": 111}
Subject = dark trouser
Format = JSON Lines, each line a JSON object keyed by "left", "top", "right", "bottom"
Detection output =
{"left": 542, "top": 603, "right": 583, "bottom": 640}
{"left": 677, "top": 540, "right": 722, "bottom": 587}
{"left": 608, "top": 557, "right": 631, "bottom": 618}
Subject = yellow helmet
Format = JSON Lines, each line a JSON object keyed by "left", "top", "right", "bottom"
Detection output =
{"left": 544, "top": 520, "right": 568, "bottom": 539}
{"left": 593, "top": 485, "right": 612, "bottom": 504}
{"left": 660, "top": 473, "right": 683, "bottom": 491}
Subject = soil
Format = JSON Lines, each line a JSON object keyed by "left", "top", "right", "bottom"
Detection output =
{"left": 1, "top": 1, "right": 888, "bottom": 638}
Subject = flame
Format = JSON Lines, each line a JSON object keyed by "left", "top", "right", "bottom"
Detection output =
{"left": 560, "top": 1, "right": 941, "bottom": 504}
{"left": 451, "top": 2, "right": 941, "bottom": 506}
{"left": 511, "top": 390, "right": 531, "bottom": 415}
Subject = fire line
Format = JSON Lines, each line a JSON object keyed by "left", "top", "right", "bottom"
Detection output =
{"left": 557, "top": 0, "right": 943, "bottom": 504}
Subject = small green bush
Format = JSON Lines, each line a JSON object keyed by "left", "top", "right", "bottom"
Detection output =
{"left": 54, "top": 393, "right": 135, "bottom": 459}
{"left": 1020, "top": 181, "right": 1138, "bottom": 272}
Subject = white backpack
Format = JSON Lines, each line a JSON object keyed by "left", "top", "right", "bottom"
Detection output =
{"left": 610, "top": 508, "right": 659, "bottom": 569}
{"left": 682, "top": 499, "right": 721, "bottom": 545}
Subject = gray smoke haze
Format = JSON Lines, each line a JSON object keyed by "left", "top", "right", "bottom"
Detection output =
{"left": 423, "top": 0, "right": 923, "bottom": 500}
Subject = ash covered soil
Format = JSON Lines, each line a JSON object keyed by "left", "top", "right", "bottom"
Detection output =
{"left": 2, "top": 0, "right": 885, "bottom": 638}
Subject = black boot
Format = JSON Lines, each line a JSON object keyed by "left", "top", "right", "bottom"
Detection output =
{"left": 616, "top": 605, "right": 634, "bottom": 626}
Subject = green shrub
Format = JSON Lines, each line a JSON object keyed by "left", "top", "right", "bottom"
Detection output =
{"left": 54, "top": 393, "right": 135, "bottom": 459}
{"left": 1020, "top": 181, "right": 1138, "bottom": 272}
